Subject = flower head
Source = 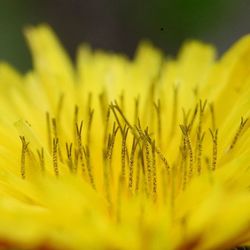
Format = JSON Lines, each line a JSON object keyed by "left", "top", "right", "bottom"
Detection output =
{"left": 0, "top": 25, "right": 250, "bottom": 250}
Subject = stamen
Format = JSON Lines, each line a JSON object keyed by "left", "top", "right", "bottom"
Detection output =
{"left": 144, "top": 128, "right": 152, "bottom": 191}
{"left": 139, "top": 147, "right": 148, "bottom": 196}
{"left": 83, "top": 146, "right": 96, "bottom": 189}
{"left": 154, "top": 99, "right": 162, "bottom": 146}
{"left": 112, "top": 102, "right": 133, "bottom": 131}
{"left": 87, "top": 109, "right": 94, "bottom": 146}
{"left": 46, "top": 112, "right": 52, "bottom": 153}
{"left": 75, "top": 121, "right": 83, "bottom": 147}
{"left": 143, "top": 128, "right": 171, "bottom": 173}
{"left": 180, "top": 125, "right": 193, "bottom": 179}
{"left": 75, "top": 121, "right": 86, "bottom": 175}
{"left": 119, "top": 91, "right": 125, "bottom": 112}
{"left": 110, "top": 102, "right": 123, "bottom": 133}
{"left": 104, "top": 123, "right": 119, "bottom": 187}
{"left": 37, "top": 148, "right": 45, "bottom": 173}
{"left": 52, "top": 118, "right": 63, "bottom": 162}
{"left": 103, "top": 124, "right": 118, "bottom": 203}
{"left": 134, "top": 96, "right": 140, "bottom": 125}
{"left": 73, "top": 105, "right": 79, "bottom": 145}
{"left": 66, "top": 143, "right": 74, "bottom": 173}
{"left": 56, "top": 93, "right": 64, "bottom": 122}
{"left": 180, "top": 134, "right": 188, "bottom": 190}
{"left": 195, "top": 100, "right": 206, "bottom": 166}
{"left": 169, "top": 84, "right": 179, "bottom": 139}
{"left": 229, "top": 117, "right": 248, "bottom": 150}
{"left": 210, "top": 103, "right": 216, "bottom": 131}
{"left": 52, "top": 138, "right": 59, "bottom": 176}
{"left": 188, "top": 104, "right": 198, "bottom": 131}
{"left": 151, "top": 140, "right": 157, "bottom": 201}
{"left": 87, "top": 93, "right": 92, "bottom": 118}
{"left": 128, "top": 136, "right": 138, "bottom": 191}
{"left": 99, "top": 90, "right": 109, "bottom": 123}
{"left": 135, "top": 150, "right": 142, "bottom": 194}
{"left": 197, "top": 132, "right": 205, "bottom": 175}
{"left": 105, "top": 122, "right": 119, "bottom": 161}
{"left": 52, "top": 118, "right": 58, "bottom": 141}
{"left": 197, "top": 100, "right": 207, "bottom": 139}
{"left": 121, "top": 125, "right": 129, "bottom": 179}
{"left": 209, "top": 129, "right": 218, "bottom": 171}
{"left": 103, "top": 107, "right": 110, "bottom": 146}
{"left": 20, "top": 136, "right": 29, "bottom": 179}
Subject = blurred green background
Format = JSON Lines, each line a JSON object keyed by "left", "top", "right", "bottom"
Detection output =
{"left": 0, "top": 0, "right": 249, "bottom": 72}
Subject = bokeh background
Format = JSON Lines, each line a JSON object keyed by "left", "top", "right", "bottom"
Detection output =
{"left": 0, "top": 0, "right": 249, "bottom": 72}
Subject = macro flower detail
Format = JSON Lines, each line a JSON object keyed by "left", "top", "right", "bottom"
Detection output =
{"left": 0, "top": 25, "right": 250, "bottom": 250}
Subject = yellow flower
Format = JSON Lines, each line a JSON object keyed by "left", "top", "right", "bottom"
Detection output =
{"left": 0, "top": 24, "right": 249, "bottom": 250}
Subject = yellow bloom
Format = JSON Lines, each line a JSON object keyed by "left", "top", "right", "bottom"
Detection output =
{"left": 0, "top": 25, "right": 249, "bottom": 250}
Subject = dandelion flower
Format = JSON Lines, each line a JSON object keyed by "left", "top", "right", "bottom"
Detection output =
{"left": 0, "top": 25, "right": 250, "bottom": 250}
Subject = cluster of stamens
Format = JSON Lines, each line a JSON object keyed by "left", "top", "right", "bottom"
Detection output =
{"left": 19, "top": 88, "right": 248, "bottom": 208}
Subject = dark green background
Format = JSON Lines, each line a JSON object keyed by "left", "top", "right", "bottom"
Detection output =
{"left": 0, "top": 0, "right": 249, "bottom": 72}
